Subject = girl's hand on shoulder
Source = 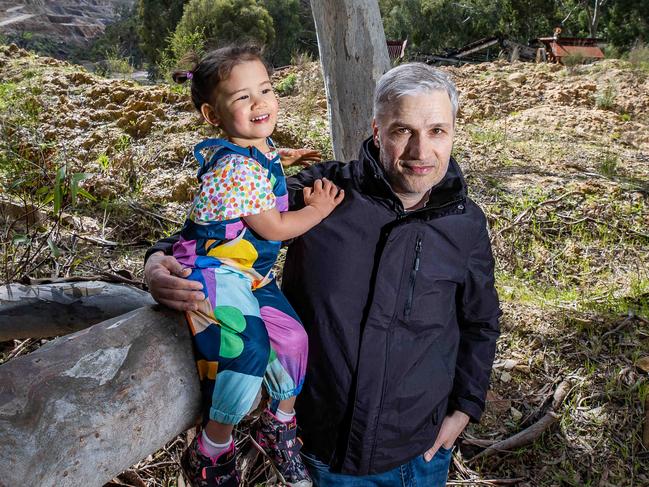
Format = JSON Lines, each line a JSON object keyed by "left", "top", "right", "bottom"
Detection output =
{"left": 279, "top": 148, "right": 321, "bottom": 167}
{"left": 303, "top": 178, "right": 344, "bottom": 218}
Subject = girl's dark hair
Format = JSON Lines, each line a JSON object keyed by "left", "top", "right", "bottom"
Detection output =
{"left": 172, "top": 45, "right": 272, "bottom": 112}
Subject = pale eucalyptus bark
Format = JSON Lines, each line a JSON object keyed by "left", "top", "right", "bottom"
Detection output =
{"left": 0, "top": 306, "right": 201, "bottom": 487}
{"left": 310, "top": 0, "right": 390, "bottom": 162}
{"left": 0, "top": 281, "right": 156, "bottom": 341}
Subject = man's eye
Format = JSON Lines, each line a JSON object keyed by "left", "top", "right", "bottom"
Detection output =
{"left": 396, "top": 127, "right": 410, "bottom": 134}
{"left": 432, "top": 128, "right": 444, "bottom": 135}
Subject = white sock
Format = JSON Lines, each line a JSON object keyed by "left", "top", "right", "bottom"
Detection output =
{"left": 275, "top": 408, "right": 295, "bottom": 423}
{"left": 200, "top": 430, "right": 232, "bottom": 459}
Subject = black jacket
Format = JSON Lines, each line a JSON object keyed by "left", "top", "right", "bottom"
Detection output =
{"left": 146, "top": 137, "right": 501, "bottom": 476}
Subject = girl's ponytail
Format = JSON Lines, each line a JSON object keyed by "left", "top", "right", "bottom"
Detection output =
{"left": 171, "top": 51, "right": 201, "bottom": 84}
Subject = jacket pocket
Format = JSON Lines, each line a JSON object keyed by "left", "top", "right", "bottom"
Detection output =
{"left": 404, "top": 236, "right": 423, "bottom": 319}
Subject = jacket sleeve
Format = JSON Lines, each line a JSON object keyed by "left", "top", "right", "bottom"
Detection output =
{"left": 144, "top": 233, "right": 180, "bottom": 263}
{"left": 287, "top": 161, "right": 344, "bottom": 210}
{"left": 448, "top": 223, "right": 501, "bottom": 423}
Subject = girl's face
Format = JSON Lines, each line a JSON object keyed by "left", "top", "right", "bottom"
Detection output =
{"left": 202, "top": 59, "right": 278, "bottom": 151}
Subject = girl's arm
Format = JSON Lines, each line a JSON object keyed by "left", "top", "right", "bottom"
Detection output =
{"left": 244, "top": 178, "right": 343, "bottom": 241}
{"left": 279, "top": 148, "right": 321, "bottom": 167}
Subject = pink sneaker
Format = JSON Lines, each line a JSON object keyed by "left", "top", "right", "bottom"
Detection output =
{"left": 180, "top": 433, "right": 239, "bottom": 487}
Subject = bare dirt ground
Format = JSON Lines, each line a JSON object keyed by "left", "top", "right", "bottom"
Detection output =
{"left": 1, "top": 44, "right": 648, "bottom": 486}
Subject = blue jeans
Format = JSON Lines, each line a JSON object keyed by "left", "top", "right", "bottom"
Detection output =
{"left": 302, "top": 447, "right": 453, "bottom": 486}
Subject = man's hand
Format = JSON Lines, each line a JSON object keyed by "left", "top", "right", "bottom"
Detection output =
{"left": 423, "top": 410, "right": 470, "bottom": 461}
{"left": 144, "top": 252, "right": 204, "bottom": 311}
{"left": 279, "top": 148, "right": 321, "bottom": 167}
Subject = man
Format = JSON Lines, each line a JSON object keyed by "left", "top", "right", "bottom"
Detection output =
{"left": 145, "top": 63, "right": 501, "bottom": 486}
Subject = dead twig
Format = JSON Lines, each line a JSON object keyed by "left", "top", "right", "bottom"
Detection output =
{"left": 642, "top": 396, "right": 649, "bottom": 449}
{"left": 4, "top": 338, "right": 37, "bottom": 361}
{"left": 492, "top": 191, "right": 581, "bottom": 241}
{"left": 448, "top": 479, "right": 526, "bottom": 486}
{"left": 601, "top": 317, "right": 633, "bottom": 340}
{"left": 469, "top": 380, "right": 571, "bottom": 461}
{"left": 125, "top": 199, "right": 182, "bottom": 226}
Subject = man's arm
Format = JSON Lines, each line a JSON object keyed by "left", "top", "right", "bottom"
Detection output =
{"left": 144, "top": 251, "right": 205, "bottom": 311}
{"left": 424, "top": 219, "right": 501, "bottom": 460}
{"left": 448, "top": 223, "right": 501, "bottom": 422}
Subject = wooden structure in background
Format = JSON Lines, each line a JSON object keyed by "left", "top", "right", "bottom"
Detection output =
{"left": 537, "top": 36, "right": 605, "bottom": 63}
{"left": 387, "top": 39, "right": 407, "bottom": 61}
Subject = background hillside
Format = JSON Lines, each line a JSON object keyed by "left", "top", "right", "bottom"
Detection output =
{"left": 1, "top": 43, "right": 648, "bottom": 486}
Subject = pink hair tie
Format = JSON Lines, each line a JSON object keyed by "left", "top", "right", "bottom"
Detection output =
{"left": 187, "top": 71, "right": 193, "bottom": 80}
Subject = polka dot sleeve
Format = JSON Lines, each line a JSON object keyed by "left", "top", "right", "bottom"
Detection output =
{"left": 189, "top": 153, "right": 276, "bottom": 223}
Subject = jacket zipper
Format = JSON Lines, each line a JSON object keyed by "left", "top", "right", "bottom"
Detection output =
{"left": 361, "top": 197, "right": 465, "bottom": 470}
{"left": 404, "top": 237, "right": 422, "bottom": 319}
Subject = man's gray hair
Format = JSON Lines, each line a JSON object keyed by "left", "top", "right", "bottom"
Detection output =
{"left": 373, "top": 63, "right": 459, "bottom": 123}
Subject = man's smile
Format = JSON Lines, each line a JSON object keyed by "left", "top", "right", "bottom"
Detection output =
{"left": 401, "top": 162, "right": 435, "bottom": 175}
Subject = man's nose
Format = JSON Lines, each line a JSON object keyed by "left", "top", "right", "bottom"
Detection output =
{"left": 405, "top": 134, "right": 431, "bottom": 161}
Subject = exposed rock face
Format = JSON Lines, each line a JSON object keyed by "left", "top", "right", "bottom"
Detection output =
{"left": 0, "top": 0, "right": 134, "bottom": 45}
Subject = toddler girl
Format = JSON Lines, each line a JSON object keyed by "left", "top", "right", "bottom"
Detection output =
{"left": 171, "top": 46, "right": 343, "bottom": 487}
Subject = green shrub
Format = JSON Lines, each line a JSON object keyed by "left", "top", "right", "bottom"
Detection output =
{"left": 175, "top": 0, "right": 274, "bottom": 49}
{"left": 563, "top": 52, "right": 586, "bottom": 74}
{"left": 628, "top": 44, "right": 649, "bottom": 73}
{"left": 275, "top": 73, "right": 297, "bottom": 96}
{"left": 604, "top": 45, "right": 623, "bottom": 59}
{"left": 599, "top": 152, "right": 619, "bottom": 177}
{"left": 104, "top": 46, "right": 134, "bottom": 79}
{"left": 596, "top": 84, "right": 617, "bottom": 111}
{"left": 291, "top": 50, "right": 314, "bottom": 66}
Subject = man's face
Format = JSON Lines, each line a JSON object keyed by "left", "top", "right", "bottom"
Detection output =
{"left": 372, "top": 90, "right": 454, "bottom": 198}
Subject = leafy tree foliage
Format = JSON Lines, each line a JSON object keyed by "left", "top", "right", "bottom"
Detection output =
{"left": 174, "top": 0, "right": 275, "bottom": 49}
{"left": 138, "top": 0, "right": 187, "bottom": 66}
{"left": 379, "top": 0, "right": 648, "bottom": 54}
{"left": 89, "top": 4, "right": 144, "bottom": 67}
{"left": 604, "top": 0, "right": 649, "bottom": 49}
{"left": 261, "top": 0, "right": 301, "bottom": 66}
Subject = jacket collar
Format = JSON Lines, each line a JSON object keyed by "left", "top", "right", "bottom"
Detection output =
{"left": 357, "top": 136, "right": 467, "bottom": 213}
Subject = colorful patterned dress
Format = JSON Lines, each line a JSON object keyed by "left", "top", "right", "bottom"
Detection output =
{"left": 173, "top": 138, "right": 308, "bottom": 425}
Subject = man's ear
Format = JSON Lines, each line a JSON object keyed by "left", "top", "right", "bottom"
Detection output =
{"left": 371, "top": 119, "right": 380, "bottom": 147}
{"left": 200, "top": 103, "right": 219, "bottom": 126}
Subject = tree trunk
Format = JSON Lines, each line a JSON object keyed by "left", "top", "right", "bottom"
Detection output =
{"left": 310, "top": 0, "right": 390, "bottom": 161}
{"left": 0, "top": 281, "right": 155, "bottom": 341}
{"left": 0, "top": 306, "right": 201, "bottom": 487}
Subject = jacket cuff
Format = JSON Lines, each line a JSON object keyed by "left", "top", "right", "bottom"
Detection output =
{"left": 144, "top": 235, "right": 179, "bottom": 263}
{"left": 447, "top": 396, "right": 484, "bottom": 424}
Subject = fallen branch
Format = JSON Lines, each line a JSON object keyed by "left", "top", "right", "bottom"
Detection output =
{"left": 0, "top": 281, "right": 155, "bottom": 341}
{"left": 492, "top": 191, "right": 581, "bottom": 241}
{"left": 469, "top": 380, "right": 571, "bottom": 461}
{"left": 448, "top": 480, "right": 526, "bottom": 486}
{"left": 642, "top": 396, "right": 649, "bottom": 450}
{"left": 0, "top": 306, "right": 201, "bottom": 487}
